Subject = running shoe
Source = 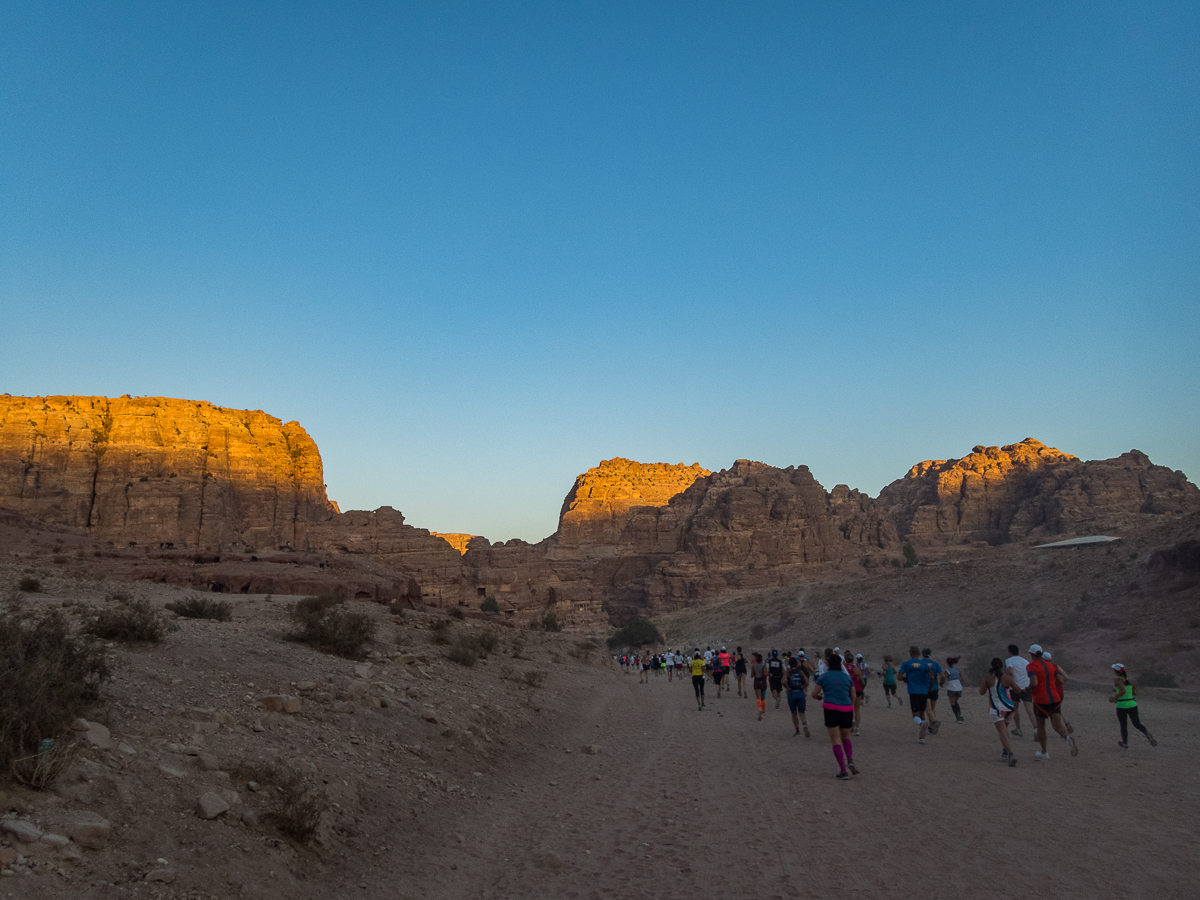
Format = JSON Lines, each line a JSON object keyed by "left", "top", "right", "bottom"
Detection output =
{"left": 1117, "top": 741, "right": 1128, "bottom": 750}
{"left": 835, "top": 772, "right": 851, "bottom": 780}
{"left": 793, "top": 730, "right": 800, "bottom": 737}
{"left": 775, "top": 698, "right": 781, "bottom": 709}
{"left": 918, "top": 721, "right": 928, "bottom": 740}
{"left": 1008, "top": 755, "right": 1017, "bottom": 767}
{"left": 1067, "top": 734, "right": 1078, "bottom": 757}
{"left": 918, "top": 738, "right": 925, "bottom": 745}
{"left": 803, "top": 724, "right": 811, "bottom": 738}
{"left": 853, "top": 728, "right": 860, "bottom": 736}
{"left": 1011, "top": 728, "right": 1023, "bottom": 737}
{"left": 847, "top": 761, "right": 860, "bottom": 775}
{"left": 1035, "top": 750, "right": 1049, "bottom": 761}
{"left": 1147, "top": 732, "right": 1158, "bottom": 747}
{"left": 930, "top": 720, "right": 941, "bottom": 735}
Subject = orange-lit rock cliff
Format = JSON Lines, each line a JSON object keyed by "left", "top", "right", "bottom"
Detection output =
{"left": 0, "top": 395, "right": 335, "bottom": 549}
{"left": 879, "top": 438, "right": 1200, "bottom": 545}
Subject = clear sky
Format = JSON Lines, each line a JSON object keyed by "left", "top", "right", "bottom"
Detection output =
{"left": 2, "top": 2, "right": 1197, "bottom": 542}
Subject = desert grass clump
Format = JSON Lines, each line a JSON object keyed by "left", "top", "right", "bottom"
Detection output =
{"left": 289, "top": 594, "right": 374, "bottom": 660}
{"left": 85, "top": 598, "right": 172, "bottom": 643}
{"left": 166, "top": 594, "right": 233, "bottom": 622}
{"left": 430, "top": 618, "right": 453, "bottom": 645}
{"left": 11, "top": 736, "right": 79, "bottom": 790}
{"left": 18, "top": 576, "right": 41, "bottom": 593}
{"left": 447, "top": 637, "right": 478, "bottom": 667}
{"left": 0, "top": 610, "right": 109, "bottom": 781}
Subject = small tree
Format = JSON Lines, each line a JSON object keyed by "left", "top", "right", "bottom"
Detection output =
{"left": 542, "top": 611, "right": 562, "bottom": 633}
{"left": 480, "top": 596, "right": 500, "bottom": 614}
{"left": 606, "top": 619, "right": 663, "bottom": 650}
{"left": 902, "top": 543, "right": 918, "bottom": 568}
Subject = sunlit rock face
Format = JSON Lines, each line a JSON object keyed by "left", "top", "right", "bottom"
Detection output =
{"left": 879, "top": 438, "right": 1200, "bottom": 545}
{"left": 534, "top": 459, "right": 900, "bottom": 621}
{"left": 555, "top": 458, "right": 711, "bottom": 548}
{"left": 0, "top": 395, "right": 335, "bottom": 549}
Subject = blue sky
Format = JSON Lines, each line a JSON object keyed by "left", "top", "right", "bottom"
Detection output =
{"left": 2, "top": 1, "right": 1197, "bottom": 541}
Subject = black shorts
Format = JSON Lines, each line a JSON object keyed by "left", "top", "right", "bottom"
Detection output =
{"left": 947, "top": 690, "right": 962, "bottom": 699}
{"left": 712, "top": 670, "right": 724, "bottom": 685}
{"left": 1034, "top": 701, "right": 1061, "bottom": 720}
{"left": 823, "top": 708, "right": 854, "bottom": 730}
{"left": 735, "top": 665, "right": 747, "bottom": 676}
{"left": 769, "top": 677, "right": 783, "bottom": 693}
{"left": 909, "top": 694, "right": 928, "bottom": 714}
{"left": 1017, "top": 687, "right": 1033, "bottom": 703}
{"left": 883, "top": 683, "right": 897, "bottom": 696}
{"left": 928, "top": 690, "right": 940, "bottom": 702}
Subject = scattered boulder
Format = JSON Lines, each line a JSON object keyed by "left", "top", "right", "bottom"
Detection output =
{"left": 258, "top": 695, "right": 301, "bottom": 714}
{"left": 196, "top": 792, "right": 230, "bottom": 820}
{"left": 583, "top": 744, "right": 602, "bottom": 755}
{"left": 38, "top": 833, "right": 71, "bottom": 850}
{"left": 144, "top": 868, "right": 177, "bottom": 883}
{"left": 65, "top": 812, "right": 111, "bottom": 849}
{"left": 0, "top": 847, "right": 17, "bottom": 865}
{"left": 0, "top": 820, "right": 42, "bottom": 843}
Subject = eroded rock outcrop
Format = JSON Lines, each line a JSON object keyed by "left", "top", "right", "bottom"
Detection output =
{"left": 0, "top": 395, "right": 335, "bottom": 550}
{"left": 880, "top": 439, "right": 1200, "bottom": 545}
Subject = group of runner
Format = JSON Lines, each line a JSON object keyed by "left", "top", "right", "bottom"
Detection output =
{"left": 616, "top": 638, "right": 1159, "bottom": 780}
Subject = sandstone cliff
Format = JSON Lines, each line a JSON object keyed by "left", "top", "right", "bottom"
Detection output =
{"left": 0, "top": 395, "right": 335, "bottom": 550}
{"left": 555, "top": 458, "right": 710, "bottom": 548}
{"left": 879, "top": 438, "right": 1200, "bottom": 545}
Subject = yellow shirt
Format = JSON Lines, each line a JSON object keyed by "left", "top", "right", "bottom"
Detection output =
{"left": 689, "top": 658, "right": 705, "bottom": 677}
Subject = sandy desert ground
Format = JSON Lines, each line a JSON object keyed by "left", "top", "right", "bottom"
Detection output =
{"left": 2, "top": 572, "right": 1197, "bottom": 900}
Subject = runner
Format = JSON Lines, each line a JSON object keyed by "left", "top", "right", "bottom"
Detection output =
{"left": 923, "top": 649, "right": 943, "bottom": 732}
{"left": 767, "top": 650, "right": 785, "bottom": 710}
{"left": 688, "top": 651, "right": 706, "bottom": 711}
{"left": 979, "top": 657, "right": 1019, "bottom": 766}
{"left": 855, "top": 654, "right": 870, "bottom": 705}
{"left": 811, "top": 653, "right": 859, "bottom": 780}
{"left": 945, "top": 656, "right": 964, "bottom": 723}
{"left": 1026, "top": 644, "right": 1077, "bottom": 759}
{"left": 1109, "top": 664, "right": 1157, "bottom": 750}
{"left": 751, "top": 653, "right": 769, "bottom": 721}
{"left": 716, "top": 646, "right": 732, "bottom": 699}
{"left": 898, "top": 646, "right": 933, "bottom": 743}
{"left": 640, "top": 655, "right": 651, "bottom": 684}
{"left": 665, "top": 649, "right": 674, "bottom": 683}
{"left": 786, "top": 656, "right": 811, "bottom": 737}
{"left": 675, "top": 650, "right": 685, "bottom": 680}
{"left": 1004, "top": 644, "right": 1036, "bottom": 737}
{"left": 735, "top": 647, "right": 748, "bottom": 697}
{"left": 712, "top": 651, "right": 725, "bottom": 698}
{"left": 848, "top": 655, "right": 865, "bottom": 735}
{"left": 879, "top": 655, "right": 898, "bottom": 708}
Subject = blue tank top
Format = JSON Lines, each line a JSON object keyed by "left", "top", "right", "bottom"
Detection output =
{"left": 787, "top": 670, "right": 806, "bottom": 692}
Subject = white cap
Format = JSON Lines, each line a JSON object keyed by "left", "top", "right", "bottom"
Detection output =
{"left": 1029, "top": 643, "right": 1043, "bottom": 654}
{"left": 1043, "top": 651, "right": 1052, "bottom": 660}
{"left": 833, "top": 647, "right": 841, "bottom": 652}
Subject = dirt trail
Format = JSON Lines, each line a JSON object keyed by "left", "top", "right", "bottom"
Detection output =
{"left": 401, "top": 666, "right": 1200, "bottom": 900}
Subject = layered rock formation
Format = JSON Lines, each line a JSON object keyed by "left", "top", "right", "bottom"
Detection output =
{"left": 0, "top": 396, "right": 335, "bottom": 550}
{"left": 2, "top": 395, "right": 1196, "bottom": 624}
{"left": 880, "top": 438, "right": 1200, "bottom": 545}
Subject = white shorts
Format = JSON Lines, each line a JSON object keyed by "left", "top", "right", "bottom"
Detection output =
{"left": 989, "top": 708, "right": 1014, "bottom": 721}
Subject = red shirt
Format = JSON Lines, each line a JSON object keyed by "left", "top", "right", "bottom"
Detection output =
{"left": 1026, "top": 658, "right": 1063, "bottom": 704}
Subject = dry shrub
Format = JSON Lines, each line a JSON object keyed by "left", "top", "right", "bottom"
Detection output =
{"left": 166, "top": 594, "right": 233, "bottom": 621}
{"left": 231, "top": 762, "right": 327, "bottom": 841}
{"left": 447, "top": 638, "right": 478, "bottom": 667}
{"left": 86, "top": 598, "right": 172, "bottom": 643}
{"left": 430, "top": 619, "right": 452, "bottom": 645}
{"left": 290, "top": 595, "right": 375, "bottom": 660}
{"left": 18, "top": 576, "right": 41, "bottom": 593}
{"left": 0, "top": 610, "right": 109, "bottom": 779}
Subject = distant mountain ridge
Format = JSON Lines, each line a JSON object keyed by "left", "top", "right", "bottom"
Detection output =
{"left": 2, "top": 396, "right": 1197, "bottom": 622}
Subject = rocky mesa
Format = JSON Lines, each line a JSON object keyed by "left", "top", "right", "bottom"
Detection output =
{"left": 0, "top": 396, "right": 335, "bottom": 551}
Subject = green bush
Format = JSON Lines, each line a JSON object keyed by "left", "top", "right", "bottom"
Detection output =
{"left": 448, "top": 639, "right": 478, "bottom": 667}
{"left": 480, "top": 596, "right": 500, "bottom": 614}
{"left": 749, "top": 623, "right": 767, "bottom": 641}
{"left": 902, "top": 543, "right": 918, "bottom": 568}
{"left": 166, "top": 594, "right": 233, "bottom": 621}
{"left": 289, "top": 595, "right": 375, "bottom": 660}
{"left": 606, "top": 619, "right": 661, "bottom": 649}
{"left": 0, "top": 610, "right": 110, "bottom": 775}
{"left": 449, "top": 606, "right": 465, "bottom": 620}
{"left": 232, "top": 762, "right": 326, "bottom": 841}
{"left": 542, "top": 611, "right": 562, "bottom": 633}
{"left": 430, "top": 619, "right": 453, "bottom": 645}
{"left": 1138, "top": 665, "right": 1180, "bottom": 689}
{"left": 86, "top": 599, "right": 172, "bottom": 643}
{"left": 477, "top": 630, "right": 499, "bottom": 655}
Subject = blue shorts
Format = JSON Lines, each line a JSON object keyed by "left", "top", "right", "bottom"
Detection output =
{"left": 787, "top": 691, "right": 807, "bottom": 713}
